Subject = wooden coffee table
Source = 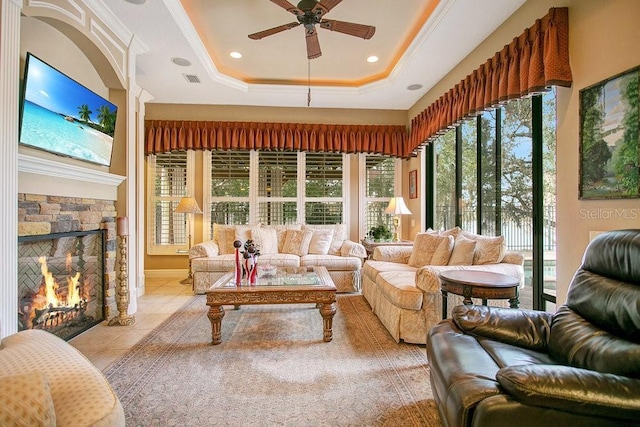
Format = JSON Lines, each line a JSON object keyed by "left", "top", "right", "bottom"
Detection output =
{"left": 205, "top": 266, "right": 337, "bottom": 345}
{"left": 439, "top": 270, "right": 520, "bottom": 319}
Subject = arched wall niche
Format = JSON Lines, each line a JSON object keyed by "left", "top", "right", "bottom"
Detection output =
{"left": 21, "top": 1, "right": 129, "bottom": 91}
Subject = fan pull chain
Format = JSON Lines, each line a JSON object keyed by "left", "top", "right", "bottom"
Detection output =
{"left": 307, "top": 59, "right": 311, "bottom": 107}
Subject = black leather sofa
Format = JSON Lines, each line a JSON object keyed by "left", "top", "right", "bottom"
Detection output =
{"left": 426, "top": 229, "right": 640, "bottom": 426}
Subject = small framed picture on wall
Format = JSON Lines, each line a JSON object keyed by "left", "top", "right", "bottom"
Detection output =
{"left": 409, "top": 170, "right": 418, "bottom": 199}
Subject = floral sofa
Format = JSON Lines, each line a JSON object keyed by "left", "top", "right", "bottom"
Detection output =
{"left": 190, "top": 224, "right": 367, "bottom": 294}
{"left": 362, "top": 227, "right": 525, "bottom": 344}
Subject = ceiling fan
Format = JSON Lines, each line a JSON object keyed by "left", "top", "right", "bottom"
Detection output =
{"left": 248, "top": 0, "right": 376, "bottom": 60}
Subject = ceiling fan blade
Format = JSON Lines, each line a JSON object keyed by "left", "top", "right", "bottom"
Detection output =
{"left": 269, "top": 0, "right": 304, "bottom": 16}
{"left": 248, "top": 22, "right": 300, "bottom": 40}
{"left": 306, "top": 30, "right": 322, "bottom": 59}
{"left": 319, "top": 20, "right": 376, "bottom": 39}
{"left": 312, "top": 0, "right": 343, "bottom": 16}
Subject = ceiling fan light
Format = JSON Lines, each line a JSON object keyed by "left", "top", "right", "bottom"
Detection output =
{"left": 367, "top": 56, "right": 379, "bottom": 63}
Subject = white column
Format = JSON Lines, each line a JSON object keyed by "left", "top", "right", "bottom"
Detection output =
{"left": 125, "top": 36, "right": 150, "bottom": 307}
{"left": 0, "top": 0, "right": 22, "bottom": 338}
{"left": 135, "top": 88, "right": 154, "bottom": 297}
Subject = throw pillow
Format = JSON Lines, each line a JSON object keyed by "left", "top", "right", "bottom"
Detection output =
{"left": 235, "top": 225, "right": 253, "bottom": 243}
{"left": 273, "top": 224, "right": 302, "bottom": 253}
{"left": 282, "top": 230, "right": 313, "bottom": 256}
{"left": 0, "top": 372, "right": 56, "bottom": 427}
{"left": 308, "top": 229, "right": 334, "bottom": 255}
{"left": 461, "top": 231, "right": 506, "bottom": 265}
{"left": 215, "top": 226, "right": 236, "bottom": 255}
{"left": 303, "top": 224, "right": 346, "bottom": 255}
{"left": 408, "top": 233, "right": 454, "bottom": 267}
{"left": 250, "top": 227, "right": 278, "bottom": 254}
{"left": 448, "top": 235, "right": 477, "bottom": 265}
{"left": 426, "top": 226, "right": 461, "bottom": 238}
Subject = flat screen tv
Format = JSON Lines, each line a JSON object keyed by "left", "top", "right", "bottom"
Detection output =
{"left": 19, "top": 52, "right": 118, "bottom": 167}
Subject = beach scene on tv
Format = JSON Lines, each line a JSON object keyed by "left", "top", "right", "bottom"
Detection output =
{"left": 20, "top": 54, "right": 117, "bottom": 167}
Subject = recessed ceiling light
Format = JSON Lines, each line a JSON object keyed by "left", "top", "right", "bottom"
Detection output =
{"left": 125, "top": 0, "right": 146, "bottom": 4}
{"left": 407, "top": 84, "right": 423, "bottom": 91}
{"left": 367, "top": 56, "right": 379, "bottom": 63}
{"left": 171, "top": 57, "right": 191, "bottom": 67}
{"left": 229, "top": 51, "right": 243, "bottom": 59}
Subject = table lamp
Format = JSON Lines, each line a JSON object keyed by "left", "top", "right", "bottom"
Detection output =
{"left": 174, "top": 196, "right": 202, "bottom": 284}
{"left": 384, "top": 196, "right": 412, "bottom": 242}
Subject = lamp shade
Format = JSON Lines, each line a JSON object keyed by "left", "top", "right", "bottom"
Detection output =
{"left": 174, "top": 197, "right": 202, "bottom": 214}
{"left": 384, "top": 197, "right": 412, "bottom": 216}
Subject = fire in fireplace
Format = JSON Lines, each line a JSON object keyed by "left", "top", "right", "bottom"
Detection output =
{"left": 18, "top": 230, "right": 106, "bottom": 340}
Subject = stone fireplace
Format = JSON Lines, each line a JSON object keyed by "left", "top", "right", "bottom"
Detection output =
{"left": 18, "top": 194, "right": 118, "bottom": 339}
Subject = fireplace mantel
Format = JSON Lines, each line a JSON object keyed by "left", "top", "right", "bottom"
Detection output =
{"left": 18, "top": 153, "right": 126, "bottom": 200}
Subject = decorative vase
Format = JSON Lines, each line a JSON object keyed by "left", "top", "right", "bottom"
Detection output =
{"left": 233, "top": 240, "right": 242, "bottom": 285}
{"left": 250, "top": 257, "right": 258, "bottom": 285}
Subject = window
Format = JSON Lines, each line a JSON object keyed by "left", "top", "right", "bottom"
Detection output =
{"left": 361, "top": 154, "right": 398, "bottom": 240}
{"left": 206, "top": 150, "right": 251, "bottom": 239}
{"left": 429, "top": 91, "right": 557, "bottom": 311}
{"left": 434, "top": 131, "right": 456, "bottom": 231}
{"left": 305, "top": 152, "right": 344, "bottom": 224}
{"left": 146, "top": 150, "right": 195, "bottom": 254}
{"left": 203, "top": 150, "right": 347, "bottom": 231}
{"left": 258, "top": 151, "right": 298, "bottom": 225}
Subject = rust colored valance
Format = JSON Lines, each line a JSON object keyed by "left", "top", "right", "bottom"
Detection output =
{"left": 145, "top": 120, "right": 408, "bottom": 158}
{"left": 408, "top": 7, "right": 572, "bottom": 155}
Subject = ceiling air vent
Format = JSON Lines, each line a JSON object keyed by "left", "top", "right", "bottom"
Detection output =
{"left": 183, "top": 73, "right": 201, "bottom": 83}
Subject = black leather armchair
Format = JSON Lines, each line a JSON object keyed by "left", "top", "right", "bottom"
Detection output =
{"left": 426, "top": 229, "right": 640, "bottom": 427}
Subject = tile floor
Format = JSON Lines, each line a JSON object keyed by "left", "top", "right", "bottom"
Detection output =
{"left": 69, "top": 276, "right": 192, "bottom": 371}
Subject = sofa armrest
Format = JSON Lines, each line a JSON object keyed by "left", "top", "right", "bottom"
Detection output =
{"left": 497, "top": 364, "right": 640, "bottom": 421}
{"left": 189, "top": 240, "right": 220, "bottom": 258}
{"left": 340, "top": 240, "right": 367, "bottom": 259}
{"left": 372, "top": 246, "right": 413, "bottom": 263}
{"left": 502, "top": 251, "right": 524, "bottom": 266}
{"left": 452, "top": 305, "right": 552, "bottom": 351}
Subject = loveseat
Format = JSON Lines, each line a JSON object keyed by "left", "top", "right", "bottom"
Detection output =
{"left": 0, "top": 329, "right": 125, "bottom": 426}
{"left": 426, "top": 229, "right": 640, "bottom": 427}
{"left": 190, "top": 223, "right": 367, "bottom": 294}
{"left": 362, "top": 227, "right": 524, "bottom": 344}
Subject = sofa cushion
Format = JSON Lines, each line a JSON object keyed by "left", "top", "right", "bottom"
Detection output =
{"left": 282, "top": 230, "right": 313, "bottom": 256}
{"left": 376, "top": 271, "right": 423, "bottom": 311}
{"left": 408, "top": 233, "right": 454, "bottom": 267}
{"left": 251, "top": 227, "right": 278, "bottom": 254}
{"left": 255, "top": 254, "right": 300, "bottom": 268}
{"left": 448, "top": 235, "right": 477, "bottom": 265}
{"left": 0, "top": 371, "right": 56, "bottom": 427}
{"left": 301, "top": 254, "right": 361, "bottom": 271}
{"left": 308, "top": 229, "right": 334, "bottom": 255}
{"left": 192, "top": 254, "right": 236, "bottom": 272}
{"left": 461, "top": 231, "right": 506, "bottom": 265}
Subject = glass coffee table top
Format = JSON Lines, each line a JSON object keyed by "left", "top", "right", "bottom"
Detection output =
{"left": 213, "top": 266, "right": 331, "bottom": 289}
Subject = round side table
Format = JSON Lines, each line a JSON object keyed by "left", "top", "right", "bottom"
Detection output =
{"left": 439, "top": 270, "right": 520, "bottom": 319}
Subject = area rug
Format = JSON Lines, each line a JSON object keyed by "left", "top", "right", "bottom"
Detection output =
{"left": 103, "top": 294, "right": 442, "bottom": 426}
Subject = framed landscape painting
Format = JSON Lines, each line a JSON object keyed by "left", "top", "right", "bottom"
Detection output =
{"left": 579, "top": 66, "right": 639, "bottom": 199}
